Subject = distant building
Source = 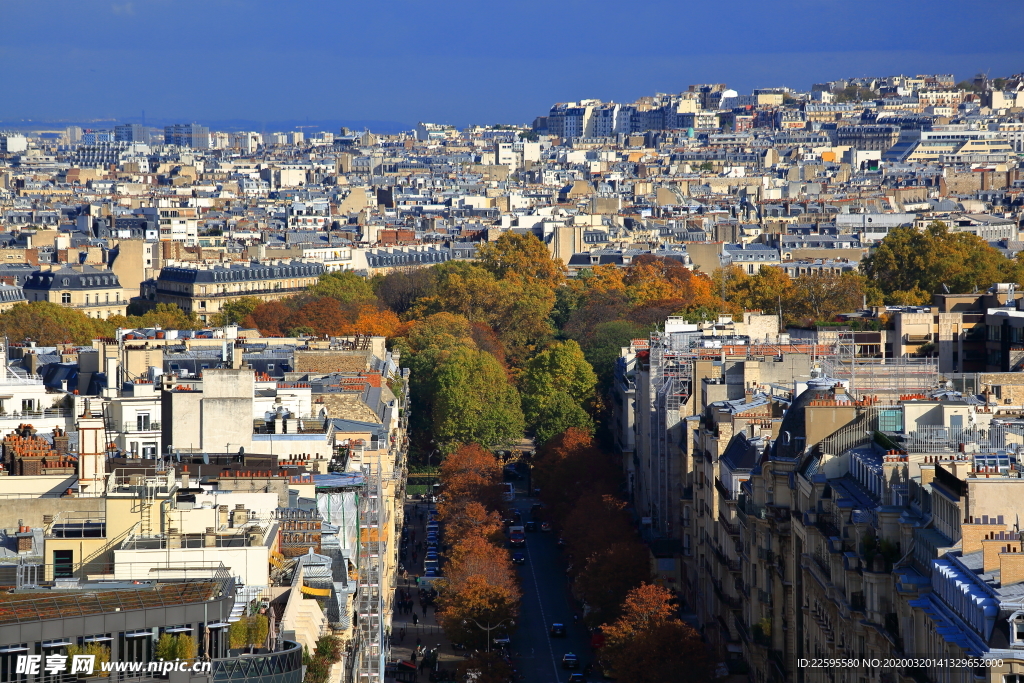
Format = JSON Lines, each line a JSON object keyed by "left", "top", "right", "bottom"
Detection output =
{"left": 142, "top": 259, "right": 325, "bottom": 323}
{"left": 114, "top": 122, "right": 147, "bottom": 143}
{"left": 23, "top": 264, "right": 127, "bottom": 318}
{"left": 164, "top": 122, "right": 210, "bottom": 149}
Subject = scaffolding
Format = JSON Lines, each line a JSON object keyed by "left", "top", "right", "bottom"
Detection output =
{"left": 354, "top": 460, "right": 387, "bottom": 683}
{"left": 644, "top": 330, "right": 698, "bottom": 535}
{"left": 820, "top": 331, "right": 939, "bottom": 398}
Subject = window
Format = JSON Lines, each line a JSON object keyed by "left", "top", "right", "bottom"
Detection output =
{"left": 137, "top": 414, "right": 150, "bottom": 431}
{"left": 53, "top": 550, "right": 73, "bottom": 578}
{"left": 61, "top": 292, "right": 71, "bottom": 304}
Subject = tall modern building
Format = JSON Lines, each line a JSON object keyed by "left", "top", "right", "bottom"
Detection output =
{"left": 164, "top": 123, "right": 210, "bottom": 149}
{"left": 114, "top": 123, "right": 147, "bottom": 143}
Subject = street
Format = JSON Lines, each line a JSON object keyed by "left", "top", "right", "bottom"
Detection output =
{"left": 508, "top": 495, "right": 592, "bottom": 683}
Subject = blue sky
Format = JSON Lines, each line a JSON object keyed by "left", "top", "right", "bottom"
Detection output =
{"left": 1, "top": 0, "right": 1021, "bottom": 128}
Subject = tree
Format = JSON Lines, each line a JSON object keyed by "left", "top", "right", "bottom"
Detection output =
{"left": 308, "top": 270, "right": 377, "bottom": 306}
{"left": 375, "top": 268, "right": 436, "bottom": 314}
{"left": 65, "top": 643, "right": 111, "bottom": 677}
{"left": 533, "top": 428, "right": 621, "bottom": 520}
{"left": 577, "top": 319, "right": 649, "bottom": 388}
{"left": 437, "top": 444, "right": 503, "bottom": 516}
{"left": 601, "top": 584, "right": 712, "bottom": 683}
{"left": 109, "top": 303, "right": 199, "bottom": 331}
{"left": 399, "top": 312, "right": 475, "bottom": 354}
{"left": 292, "top": 296, "right": 350, "bottom": 336}
{"left": 476, "top": 231, "right": 566, "bottom": 289}
{"left": 520, "top": 340, "right": 596, "bottom": 431}
{"left": 229, "top": 614, "right": 269, "bottom": 652}
{"left": 533, "top": 390, "right": 594, "bottom": 445}
{"left": 432, "top": 347, "right": 525, "bottom": 451}
{"left": 212, "top": 297, "right": 261, "bottom": 326}
{"left": 342, "top": 304, "right": 400, "bottom": 337}
{"left": 457, "top": 651, "right": 516, "bottom": 683}
{"left": 410, "top": 262, "right": 555, "bottom": 366}
{"left": 623, "top": 256, "right": 720, "bottom": 311}
{"left": 604, "top": 619, "right": 712, "bottom": 683}
{"left": 0, "top": 301, "right": 115, "bottom": 345}
{"left": 242, "top": 300, "right": 294, "bottom": 336}
{"left": 863, "top": 221, "right": 1022, "bottom": 302}
{"left": 154, "top": 632, "right": 197, "bottom": 661}
{"left": 438, "top": 535, "right": 520, "bottom": 650}
{"left": 789, "top": 271, "right": 864, "bottom": 323}
{"left": 576, "top": 540, "right": 652, "bottom": 624}
{"left": 442, "top": 500, "right": 504, "bottom": 545}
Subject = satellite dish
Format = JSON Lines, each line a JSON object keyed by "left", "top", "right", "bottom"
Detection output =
{"left": 942, "top": 283, "right": 950, "bottom": 294}
{"left": 202, "top": 453, "right": 210, "bottom": 465}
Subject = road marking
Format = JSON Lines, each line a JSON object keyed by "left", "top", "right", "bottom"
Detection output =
{"left": 520, "top": 502, "right": 561, "bottom": 681}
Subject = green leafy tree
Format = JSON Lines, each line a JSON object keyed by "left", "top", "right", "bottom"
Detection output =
{"left": 432, "top": 346, "right": 524, "bottom": 451}
{"left": 154, "top": 632, "right": 197, "bottom": 661}
{"left": 863, "top": 221, "right": 1021, "bottom": 302}
{"left": 110, "top": 303, "right": 200, "bottom": 331}
{"left": 228, "top": 614, "right": 269, "bottom": 652}
{"left": 533, "top": 390, "right": 593, "bottom": 445}
{"left": 520, "top": 340, "right": 596, "bottom": 432}
{"left": 65, "top": 643, "right": 111, "bottom": 677}
{"left": 0, "top": 301, "right": 116, "bottom": 345}
{"left": 410, "top": 262, "right": 554, "bottom": 365}
{"left": 212, "top": 297, "right": 262, "bottom": 326}
{"left": 308, "top": 270, "right": 377, "bottom": 306}
{"left": 577, "top": 319, "right": 649, "bottom": 389}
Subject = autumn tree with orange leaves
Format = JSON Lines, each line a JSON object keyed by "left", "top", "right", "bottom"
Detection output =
{"left": 435, "top": 444, "right": 521, "bottom": 650}
{"left": 600, "top": 584, "right": 712, "bottom": 683}
{"left": 436, "top": 444, "right": 503, "bottom": 517}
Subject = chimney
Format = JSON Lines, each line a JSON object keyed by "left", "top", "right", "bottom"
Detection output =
{"left": 232, "top": 504, "right": 248, "bottom": 527}
{"left": 167, "top": 529, "right": 182, "bottom": 549}
{"left": 962, "top": 522, "right": 1003, "bottom": 555}
{"left": 983, "top": 535, "right": 1011, "bottom": 573}
{"left": 1000, "top": 545, "right": 1024, "bottom": 586}
{"left": 219, "top": 505, "right": 229, "bottom": 527}
{"left": 180, "top": 471, "right": 190, "bottom": 490}
{"left": 204, "top": 527, "right": 217, "bottom": 547}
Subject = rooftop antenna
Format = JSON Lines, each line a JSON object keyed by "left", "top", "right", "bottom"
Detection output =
{"left": 941, "top": 283, "right": 950, "bottom": 293}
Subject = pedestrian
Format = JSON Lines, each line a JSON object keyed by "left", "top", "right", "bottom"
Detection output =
{"left": 412, "top": 612, "right": 419, "bottom": 626}
{"left": 411, "top": 649, "right": 417, "bottom": 664}
{"left": 422, "top": 602, "right": 427, "bottom": 616}
{"left": 399, "top": 627, "right": 406, "bottom": 643}
{"left": 416, "top": 637, "right": 422, "bottom": 648}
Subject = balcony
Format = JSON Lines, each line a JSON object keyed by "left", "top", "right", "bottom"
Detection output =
{"left": 122, "top": 420, "right": 161, "bottom": 433}
{"left": 215, "top": 639, "right": 303, "bottom": 683}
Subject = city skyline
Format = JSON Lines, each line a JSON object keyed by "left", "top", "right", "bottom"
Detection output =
{"left": 1, "top": 0, "right": 1021, "bottom": 126}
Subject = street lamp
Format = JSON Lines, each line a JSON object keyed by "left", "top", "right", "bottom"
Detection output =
{"left": 462, "top": 617, "right": 515, "bottom": 653}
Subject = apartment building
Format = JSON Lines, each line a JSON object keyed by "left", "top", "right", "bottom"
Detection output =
{"left": 141, "top": 259, "right": 325, "bottom": 322}
{"left": 163, "top": 123, "right": 210, "bottom": 149}
{"left": 22, "top": 264, "right": 127, "bottom": 318}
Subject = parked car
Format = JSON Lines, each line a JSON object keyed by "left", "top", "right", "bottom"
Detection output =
{"left": 550, "top": 623, "right": 567, "bottom": 637}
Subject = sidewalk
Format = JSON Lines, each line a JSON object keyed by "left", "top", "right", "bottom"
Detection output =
{"left": 389, "top": 499, "right": 465, "bottom": 679}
